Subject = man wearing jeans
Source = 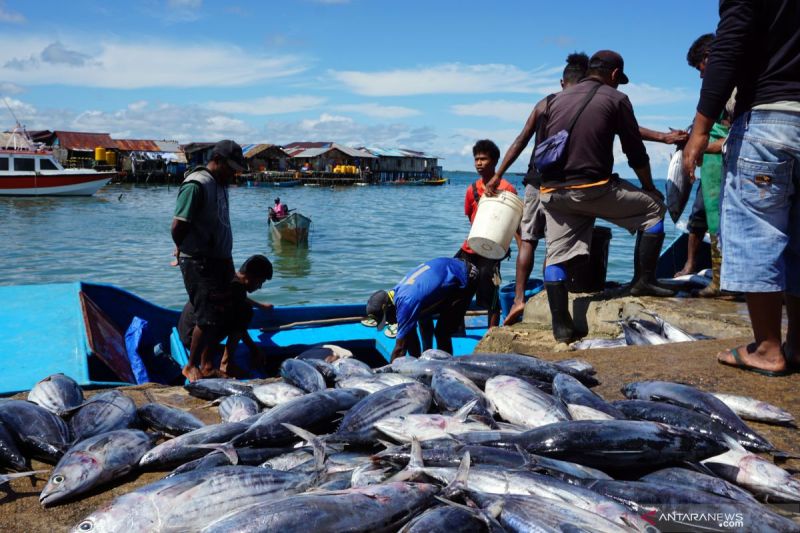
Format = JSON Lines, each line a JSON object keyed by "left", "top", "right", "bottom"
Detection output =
{"left": 683, "top": 0, "right": 800, "bottom": 376}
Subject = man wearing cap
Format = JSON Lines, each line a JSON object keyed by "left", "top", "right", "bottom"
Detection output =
{"left": 536, "top": 50, "right": 673, "bottom": 343}
{"left": 366, "top": 257, "right": 479, "bottom": 361}
{"left": 171, "top": 139, "right": 246, "bottom": 382}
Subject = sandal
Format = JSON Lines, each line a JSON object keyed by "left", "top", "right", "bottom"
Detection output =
{"left": 718, "top": 345, "right": 792, "bottom": 377}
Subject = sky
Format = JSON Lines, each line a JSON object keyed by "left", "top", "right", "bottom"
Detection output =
{"left": 0, "top": 0, "right": 721, "bottom": 173}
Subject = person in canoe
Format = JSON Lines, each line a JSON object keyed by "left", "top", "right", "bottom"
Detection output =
{"left": 269, "top": 197, "right": 289, "bottom": 223}
{"left": 365, "top": 257, "right": 479, "bottom": 361}
{"left": 178, "top": 254, "right": 274, "bottom": 379}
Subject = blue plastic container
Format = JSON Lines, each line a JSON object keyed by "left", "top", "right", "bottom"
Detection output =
{"left": 499, "top": 278, "right": 544, "bottom": 321}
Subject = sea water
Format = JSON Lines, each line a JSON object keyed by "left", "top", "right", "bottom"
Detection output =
{"left": 0, "top": 171, "right": 692, "bottom": 309}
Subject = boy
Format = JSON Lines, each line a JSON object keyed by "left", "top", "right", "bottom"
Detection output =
{"left": 455, "top": 139, "right": 518, "bottom": 327}
{"left": 178, "top": 254, "right": 273, "bottom": 381}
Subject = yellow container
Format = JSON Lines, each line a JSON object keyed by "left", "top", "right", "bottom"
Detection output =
{"left": 105, "top": 151, "right": 117, "bottom": 166}
{"left": 95, "top": 147, "right": 106, "bottom": 162}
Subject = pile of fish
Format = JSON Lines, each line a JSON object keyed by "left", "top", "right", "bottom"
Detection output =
{"left": 1, "top": 349, "right": 799, "bottom": 532}
{"left": 573, "top": 311, "right": 703, "bottom": 350}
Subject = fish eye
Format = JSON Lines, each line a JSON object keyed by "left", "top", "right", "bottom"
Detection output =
{"left": 78, "top": 520, "right": 94, "bottom": 531}
{"left": 52, "top": 475, "right": 65, "bottom": 484}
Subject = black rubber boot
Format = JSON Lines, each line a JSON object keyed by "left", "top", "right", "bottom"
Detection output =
{"left": 545, "top": 280, "right": 577, "bottom": 342}
{"left": 630, "top": 232, "right": 675, "bottom": 297}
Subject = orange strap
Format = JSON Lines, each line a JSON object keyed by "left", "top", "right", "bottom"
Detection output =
{"left": 540, "top": 178, "right": 609, "bottom": 194}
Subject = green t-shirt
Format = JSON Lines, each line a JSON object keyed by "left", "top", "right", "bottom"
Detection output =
{"left": 173, "top": 182, "right": 202, "bottom": 222}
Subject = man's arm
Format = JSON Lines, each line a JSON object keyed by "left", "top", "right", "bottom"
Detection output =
{"left": 246, "top": 297, "right": 274, "bottom": 312}
{"left": 171, "top": 182, "right": 202, "bottom": 248}
{"left": 171, "top": 219, "right": 190, "bottom": 248}
{"left": 616, "top": 97, "right": 651, "bottom": 175}
{"left": 639, "top": 127, "right": 688, "bottom": 145}
{"left": 485, "top": 99, "right": 547, "bottom": 195}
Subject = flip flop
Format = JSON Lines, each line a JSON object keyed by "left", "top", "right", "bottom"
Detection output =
{"left": 384, "top": 324, "right": 398, "bottom": 339}
{"left": 718, "top": 345, "right": 792, "bottom": 377}
{"left": 360, "top": 318, "right": 377, "bottom": 327}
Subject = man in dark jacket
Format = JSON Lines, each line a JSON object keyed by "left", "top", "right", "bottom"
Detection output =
{"left": 683, "top": 0, "right": 800, "bottom": 376}
{"left": 171, "top": 139, "right": 245, "bottom": 381}
{"left": 535, "top": 50, "right": 673, "bottom": 343}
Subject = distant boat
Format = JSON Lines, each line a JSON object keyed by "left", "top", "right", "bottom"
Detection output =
{"left": 272, "top": 179, "right": 302, "bottom": 188}
{"left": 410, "top": 178, "right": 447, "bottom": 186}
{"left": 0, "top": 149, "right": 114, "bottom": 196}
{"left": 270, "top": 212, "right": 311, "bottom": 244}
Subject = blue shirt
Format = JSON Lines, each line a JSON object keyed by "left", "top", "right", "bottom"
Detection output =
{"left": 393, "top": 258, "right": 470, "bottom": 340}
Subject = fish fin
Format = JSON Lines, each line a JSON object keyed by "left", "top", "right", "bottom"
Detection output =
{"left": 281, "top": 423, "right": 327, "bottom": 478}
{"left": 197, "top": 399, "right": 222, "bottom": 409}
{"left": 376, "top": 439, "right": 397, "bottom": 450}
{"left": 721, "top": 434, "right": 747, "bottom": 453}
{"left": 0, "top": 470, "right": 48, "bottom": 487}
{"left": 188, "top": 443, "right": 239, "bottom": 465}
{"left": 442, "top": 451, "right": 470, "bottom": 498}
{"left": 387, "top": 437, "right": 425, "bottom": 482}
{"left": 454, "top": 399, "right": 479, "bottom": 422}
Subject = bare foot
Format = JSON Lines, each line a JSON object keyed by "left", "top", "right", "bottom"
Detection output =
{"left": 503, "top": 302, "right": 526, "bottom": 326}
{"left": 201, "top": 367, "right": 230, "bottom": 379}
{"left": 717, "top": 343, "right": 789, "bottom": 376}
{"left": 182, "top": 365, "right": 203, "bottom": 382}
{"left": 673, "top": 263, "right": 696, "bottom": 278}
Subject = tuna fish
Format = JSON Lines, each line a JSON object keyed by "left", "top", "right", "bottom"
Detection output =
{"left": 251, "top": 381, "right": 305, "bottom": 407}
{"left": 40, "top": 429, "right": 155, "bottom": 507}
{"left": 330, "top": 357, "right": 373, "bottom": 379}
{"left": 167, "top": 446, "right": 292, "bottom": 478}
{"left": 639, "top": 467, "right": 758, "bottom": 504}
{"left": 219, "top": 395, "right": 260, "bottom": 423}
{"left": 137, "top": 402, "right": 205, "bottom": 435}
{"left": 582, "top": 479, "right": 799, "bottom": 533}
{"left": 494, "top": 420, "right": 728, "bottom": 470}
{"left": 620, "top": 320, "right": 668, "bottom": 345}
{"left": 27, "top": 373, "right": 84, "bottom": 416}
{"left": 614, "top": 399, "right": 773, "bottom": 452}
{"left": 711, "top": 392, "right": 796, "bottom": 426}
{"left": 72, "top": 465, "right": 324, "bottom": 533}
{"left": 484, "top": 375, "right": 570, "bottom": 428}
{"left": 70, "top": 391, "right": 137, "bottom": 443}
{"left": 571, "top": 337, "right": 628, "bottom": 350}
{"left": 279, "top": 358, "right": 326, "bottom": 393}
{"left": 199, "top": 482, "right": 440, "bottom": 533}
{"left": 621, "top": 380, "right": 774, "bottom": 451}
{"left": 702, "top": 438, "right": 800, "bottom": 503}
{"left": 234, "top": 388, "right": 368, "bottom": 447}
{"left": 0, "top": 419, "right": 28, "bottom": 471}
{"left": 420, "top": 349, "right": 453, "bottom": 360}
{"left": 552, "top": 374, "right": 624, "bottom": 420}
{"left": 375, "top": 401, "right": 492, "bottom": 442}
{"left": 456, "top": 353, "right": 598, "bottom": 386}
{"left": 430, "top": 367, "right": 494, "bottom": 421}
{"left": 336, "top": 374, "right": 418, "bottom": 394}
{"left": 0, "top": 399, "right": 71, "bottom": 462}
{"left": 333, "top": 383, "right": 432, "bottom": 444}
{"left": 398, "top": 505, "right": 492, "bottom": 533}
{"left": 184, "top": 378, "right": 257, "bottom": 401}
{"left": 139, "top": 421, "right": 249, "bottom": 468}
{"left": 641, "top": 311, "right": 696, "bottom": 342}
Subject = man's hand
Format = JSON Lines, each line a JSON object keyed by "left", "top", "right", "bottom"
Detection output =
{"left": 484, "top": 175, "right": 501, "bottom": 197}
{"left": 663, "top": 128, "right": 689, "bottom": 145}
{"left": 682, "top": 131, "right": 710, "bottom": 183}
{"left": 258, "top": 302, "right": 274, "bottom": 313}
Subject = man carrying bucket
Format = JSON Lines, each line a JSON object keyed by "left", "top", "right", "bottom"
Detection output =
{"left": 455, "top": 139, "right": 518, "bottom": 328}
{"left": 365, "top": 257, "right": 479, "bottom": 360}
{"left": 536, "top": 51, "right": 674, "bottom": 343}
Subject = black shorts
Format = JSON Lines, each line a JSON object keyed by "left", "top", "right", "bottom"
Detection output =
{"left": 455, "top": 249, "right": 501, "bottom": 312}
{"left": 178, "top": 256, "right": 235, "bottom": 330}
{"left": 687, "top": 183, "right": 708, "bottom": 234}
{"left": 431, "top": 260, "right": 479, "bottom": 336}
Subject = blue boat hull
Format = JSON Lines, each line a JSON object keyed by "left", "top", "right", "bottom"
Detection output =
{"left": 0, "top": 281, "right": 489, "bottom": 394}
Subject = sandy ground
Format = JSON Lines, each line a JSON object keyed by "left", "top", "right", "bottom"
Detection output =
{"left": 2, "top": 296, "right": 798, "bottom": 532}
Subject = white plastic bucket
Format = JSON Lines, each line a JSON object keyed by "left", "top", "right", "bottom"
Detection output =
{"left": 467, "top": 190, "right": 524, "bottom": 259}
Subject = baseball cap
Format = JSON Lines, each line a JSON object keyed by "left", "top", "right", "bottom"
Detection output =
{"left": 366, "top": 290, "right": 390, "bottom": 330}
{"left": 211, "top": 140, "right": 246, "bottom": 172}
{"left": 589, "top": 50, "right": 629, "bottom": 84}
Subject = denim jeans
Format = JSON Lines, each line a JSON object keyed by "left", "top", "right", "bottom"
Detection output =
{"left": 720, "top": 110, "right": 800, "bottom": 294}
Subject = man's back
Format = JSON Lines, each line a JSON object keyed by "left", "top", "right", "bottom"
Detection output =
{"left": 540, "top": 79, "right": 648, "bottom": 188}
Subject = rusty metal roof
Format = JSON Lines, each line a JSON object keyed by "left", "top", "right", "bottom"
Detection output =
{"left": 53, "top": 131, "right": 116, "bottom": 150}
{"left": 114, "top": 139, "right": 161, "bottom": 152}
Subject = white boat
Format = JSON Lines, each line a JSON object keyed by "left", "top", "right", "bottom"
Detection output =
{"left": 269, "top": 212, "right": 311, "bottom": 244}
{"left": 0, "top": 149, "right": 114, "bottom": 196}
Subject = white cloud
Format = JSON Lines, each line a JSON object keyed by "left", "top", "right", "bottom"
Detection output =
{"left": 624, "top": 83, "right": 692, "bottom": 107}
{"left": 0, "top": 81, "right": 23, "bottom": 94}
{"left": 333, "top": 103, "right": 420, "bottom": 119}
{"left": 207, "top": 95, "right": 325, "bottom": 116}
{"left": 451, "top": 100, "right": 537, "bottom": 122}
{"left": 331, "top": 63, "right": 561, "bottom": 96}
{"left": 0, "top": 1, "right": 24, "bottom": 23}
{"left": 0, "top": 35, "right": 307, "bottom": 88}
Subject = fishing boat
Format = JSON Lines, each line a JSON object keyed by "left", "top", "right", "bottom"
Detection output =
{"left": 272, "top": 179, "right": 302, "bottom": 188}
{"left": 0, "top": 281, "right": 488, "bottom": 395}
{"left": 269, "top": 212, "right": 312, "bottom": 244}
{"left": 0, "top": 150, "right": 114, "bottom": 196}
{"left": 410, "top": 178, "right": 447, "bottom": 186}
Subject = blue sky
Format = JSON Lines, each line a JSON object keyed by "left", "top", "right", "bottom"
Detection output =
{"left": 0, "top": 0, "right": 720, "bottom": 173}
